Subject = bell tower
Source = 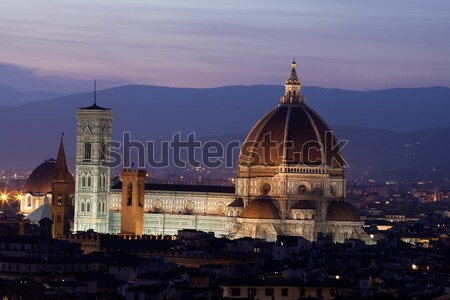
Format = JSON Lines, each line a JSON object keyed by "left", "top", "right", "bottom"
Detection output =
{"left": 51, "top": 134, "right": 75, "bottom": 238}
{"left": 120, "top": 168, "right": 146, "bottom": 236}
{"left": 74, "top": 84, "right": 113, "bottom": 233}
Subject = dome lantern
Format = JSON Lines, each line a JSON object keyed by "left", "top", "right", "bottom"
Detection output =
{"left": 281, "top": 58, "right": 305, "bottom": 105}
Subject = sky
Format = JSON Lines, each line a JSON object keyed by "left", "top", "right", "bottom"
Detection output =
{"left": 0, "top": 0, "right": 449, "bottom": 93}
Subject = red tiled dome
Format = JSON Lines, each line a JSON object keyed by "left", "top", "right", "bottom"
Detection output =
{"left": 326, "top": 201, "right": 361, "bottom": 222}
{"left": 238, "top": 60, "right": 344, "bottom": 168}
{"left": 22, "top": 158, "right": 74, "bottom": 195}
{"left": 241, "top": 198, "right": 280, "bottom": 219}
{"left": 238, "top": 104, "right": 344, "bottom": 167}
{"left": 22, "top": 159, "right": 56, "bottom": 195}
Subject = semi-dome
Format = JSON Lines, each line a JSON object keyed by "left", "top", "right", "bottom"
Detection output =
{"left": 326, "top": 201, "right": 361, "bottom": 222}
{"left": 240, "top": 197, "right": 280, "bottom": 219}
{"left": 238, "top": 60, "right": 344, "bottom": 168}
{"left": 22, "top": 159, "right": 57, "bottom": 195}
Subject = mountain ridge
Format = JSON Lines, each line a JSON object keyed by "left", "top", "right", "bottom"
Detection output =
{"left": 1, "top": 85, "right": 449, "bottom": 175}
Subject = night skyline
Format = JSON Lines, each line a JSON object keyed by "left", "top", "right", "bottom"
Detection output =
{"left": 1, "top": 0, "right": 450, "bottom": 94}
{"left": 1, "top": 3, "right": 450, "bottom": 299}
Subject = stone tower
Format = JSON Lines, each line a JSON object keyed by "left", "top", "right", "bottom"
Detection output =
{"left": 51, "top": 135, "right": 75, "bottom": 238}
{"left": 74, "top": 90, "right": 113, "bottom": 233}
{"left": 120, "top": 169, "right": 146, "bottom": 236}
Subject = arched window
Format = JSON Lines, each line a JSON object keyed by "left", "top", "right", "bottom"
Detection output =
{"left": 331, "top": 182, "right": 338, "bottom": 197}
{"left": 81, "top": 176, "right": 86, "bottom": 188}
{"left": 298, "top": 184, "right": 309, "bottom": 195}
{"left": 87, "top": 176, "right": 91, "bottom": 187}
{"left": 84, "top": 142, "right": 92, "bottom": 160}
{"left": 86, "top": 201, "right": 91, "bottom": 213}
{"left": 57, "top": 194, "right": 63, "bottom": 206}
{"left": 26, "top": 196, "right": 32, "bottom": 207}
{"left": 100, "top": 141, "right": 106, "bottom": 160}
{"left": 81, "top": 201, "right": 85, "bottom": 212}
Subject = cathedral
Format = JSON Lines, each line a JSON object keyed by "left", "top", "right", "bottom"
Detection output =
{"left": 20, "top": 60, "right": 373, "bottom": 244}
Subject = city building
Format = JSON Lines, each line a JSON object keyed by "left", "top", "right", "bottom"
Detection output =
{"left": 21, "top": 137, "right": 75, "bottom": 237}
{"left": 21, "top": 60, "right": 372, "bottom": 244}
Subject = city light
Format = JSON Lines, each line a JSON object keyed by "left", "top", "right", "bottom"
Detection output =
{"left": 0, "top": 1, "right": 447, "bottom": 298}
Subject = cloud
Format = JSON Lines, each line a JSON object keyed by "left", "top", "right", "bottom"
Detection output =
{"left": 0, "top": 0, "right": 449, "bottom": 90}
{"left": 0, "top": 63, "right": 128, "bottom": 93}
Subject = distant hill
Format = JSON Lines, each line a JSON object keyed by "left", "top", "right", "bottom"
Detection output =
{"left": 0, "top": 84, "right": 64, "bottom": 106}
{"left": 1, "top": 85, "right": 450, "bottom": 180}
{"left": 178, "top": 128, "right": 450, "bottom": 183}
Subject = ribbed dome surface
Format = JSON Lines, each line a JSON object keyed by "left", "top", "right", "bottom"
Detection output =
{"left": 238, "top": 104, "right": 343, "bottom": 167}
{"left": 241, "top": 198, "right": 280, "bottom": 219}
{"left": 326, "top": 201, "right": 361, "bottom": 222}
{"left": 22, "top": 159, "right": 56, "bottom": 195}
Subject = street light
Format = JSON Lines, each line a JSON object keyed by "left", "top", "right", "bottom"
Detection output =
{"left": 0, "top": 193, "right": 7, "bottom": 201}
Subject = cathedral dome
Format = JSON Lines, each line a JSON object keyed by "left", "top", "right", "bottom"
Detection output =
{"left": 240, "top": 197, "right": 280, "bottom": 219}
{"left": 22, "top": 159, "right": 57, "bottom": 195}
{"left": 326, "top": 201, "right": 361, "bottom": 222}
{"left": 238, "top": 60, "right": 344, "bottom": 168}
{"left": 22, "top": 151, "right": 75, "bottom": 195}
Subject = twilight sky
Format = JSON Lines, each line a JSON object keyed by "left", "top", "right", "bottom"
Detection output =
{"left": 1, "top": 0, "right": 449, "bottom": 93}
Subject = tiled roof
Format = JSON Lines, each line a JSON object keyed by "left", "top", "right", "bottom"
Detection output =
{"left": 111, "top": 181, "right": 235, "bottom": 194}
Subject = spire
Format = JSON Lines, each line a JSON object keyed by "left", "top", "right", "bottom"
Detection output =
{"left": 286, "top": 58, "right": 300, "bottom": 85}
{"left": 281, "top": 58, "right": 304, "bottom": 104}
{"left": 53, "top": 133, "right": 71, "bottom": 181}
{"left": 80, "top": 80, "right": 111, "bottom": 110}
